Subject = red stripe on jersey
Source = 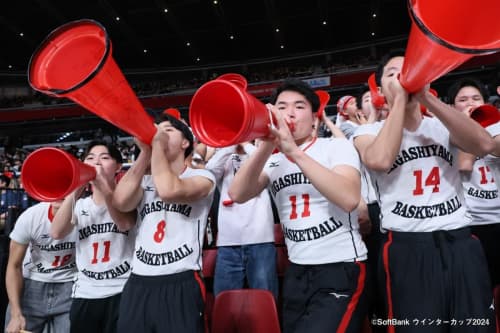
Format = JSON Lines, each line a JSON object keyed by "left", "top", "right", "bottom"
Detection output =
{"left": 193, "top": 271, "right": 208, "bottom": 333}
{"left": 338, "top": 261, "right": 366, "bottom": 333}
{"left": 383, "top": 231, "right": 396, "bottom": 333}
{"left": 48, "top": 204, "right": 55, "bottom": 222}
{"left": 286, "top": 136, "right": 318, "bottom": 163}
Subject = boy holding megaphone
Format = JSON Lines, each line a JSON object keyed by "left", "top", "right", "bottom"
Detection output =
{"left": 353, "top": 50, "right": 497, "bottom": 332}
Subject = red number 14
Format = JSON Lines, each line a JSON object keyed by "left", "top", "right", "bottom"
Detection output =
{"left": 413, "top": 167, "right": 440, "bottom": 195}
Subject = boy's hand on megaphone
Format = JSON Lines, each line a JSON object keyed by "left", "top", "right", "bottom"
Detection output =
{"left": 152, "top": 123, "right": 170, "bottom": 150}
{"left": 386, "top": 76, "right": 408, "bottom": 108}
{"left": 412, "top": 83, "right": 432, "bottom": 104}
{"left": 268, "top": 105, "right": 298, "bottom": 157}
{"left": 134, "top": 137, "right": 152, "bottom": 154}
{"left": 90, "top": 164, "right": 115, "bottom": 197}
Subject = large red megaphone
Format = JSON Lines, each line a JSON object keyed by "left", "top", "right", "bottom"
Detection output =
{"left": 28, "top": 19, "right": 156, "bottom": 144}
{"left": 189, "top": 73, "right": 271, "bottom": 148}
{"left": 470, "top": 104, "right": 500, "bottom": 128}
{"left": 22, "top": 147, "right": 96, "bottom": 202}
{"left": 400, "top": 0, "right": 500, "bottom": 93}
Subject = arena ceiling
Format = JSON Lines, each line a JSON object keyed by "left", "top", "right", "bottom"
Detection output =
{"left": 0, "top": 0, "right": 410, "bottom": 72}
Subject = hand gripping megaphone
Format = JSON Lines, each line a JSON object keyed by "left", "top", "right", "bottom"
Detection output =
{"left": 28, "top": 19, "right": 156, "bottom": 144}
{"left": 400, "top": 0, "right": 500, "bottom": 93}
{"left": 22, "top": 147, "right": 96, "bottom": 202}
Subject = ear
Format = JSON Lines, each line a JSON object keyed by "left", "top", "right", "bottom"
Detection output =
{"left": 181, "top": 138, "right": 190, "bottom": 150}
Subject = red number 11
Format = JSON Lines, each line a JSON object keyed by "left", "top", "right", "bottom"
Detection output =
{"left": 289, "top": 194, "right": 311, "bottom": 219}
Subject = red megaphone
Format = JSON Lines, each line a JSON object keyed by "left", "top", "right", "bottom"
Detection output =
{"left": 367, "top": 73, "right": 386, "bottom": 109}
{"left": 315, "top": 90, "right": 330, "bottom": 119}
{"left": 28, "top": 19, "right": 156, "bottom": 144}
{"left": 470, "top": 104, "right": 500, "bottom": 128}
{"left": 189, "top": 73, "right": 271, "bottom": 148}
{"left": 400, "top": 0, "right": 500, "bottom": 93}
{"left": 22, "top": 147, "right": 96, "bottom": 202}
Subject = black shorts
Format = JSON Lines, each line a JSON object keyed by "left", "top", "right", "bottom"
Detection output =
{"left": 379, "top": 227, "right": 496, "bottom": 333}
{"left": 117, "top": 270, "right": 206, "bottom": 333}
{"left": 70, "top": 293, "right": 121, "bottom": 333}
{"left": 282, "top": 260, "right": 368, "bottom": 333}
{"left": 471, "top": 223, "right": 500, "bottom": 287}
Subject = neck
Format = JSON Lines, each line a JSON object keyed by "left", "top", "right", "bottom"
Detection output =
{"left": 295, "top": 135, "right": 314, "bottom": 146}
{"left": 403, "top": 104, "right": 423, "bottom": 131}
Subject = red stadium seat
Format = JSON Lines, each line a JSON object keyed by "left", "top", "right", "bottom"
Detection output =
{"left": 202, "top": 248, "right": 217, "bottom": 278}
{"left": 202, "top": 248, "right": 218, "bottom": 329}
{"left": 211, "top": 289, "right": 281, "bottom": 333}
{"left": 274, "top": 223, "right": 285, "bottom": 246}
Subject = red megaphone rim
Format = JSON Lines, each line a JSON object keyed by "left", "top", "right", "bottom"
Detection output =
{"left": 28, "top": 19, "right": 111, "bottom": 96}
{"left": 407, "top": 0, "right": 500, "bottom": 54}
{"left": 22, "top": 147, "right": 96, "bottom": 202}
{"left": 470, "top": 104, "right": 500, "bottom": 127}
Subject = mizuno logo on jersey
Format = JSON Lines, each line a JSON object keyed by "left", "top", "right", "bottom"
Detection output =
{"left": 269, "top": 161, "right": 279, "bottom": 168}
{"left": 145, "top": 186, "right": 155, "bottom": 192}
{"left": 81, "top": 210, "right": 89, "bottom": 216}
{"left": 329, "top": 292, "right": 349, "bottom": 299}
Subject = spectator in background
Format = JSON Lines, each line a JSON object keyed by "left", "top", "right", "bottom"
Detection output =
{"left": 205, "top": 141, "right": 278, "bottom": 300}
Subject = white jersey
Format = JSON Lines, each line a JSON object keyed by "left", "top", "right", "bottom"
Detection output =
{"left": 461, "top": 157, "right": 499, "bottom": 226}
{"left": 9, "top": 202, "right": 77, "bottom": 283}
{"left": 353, "top": 117, "right": 471, "bottom": 232}
{"left": 263, "top": 137, "right": 367, "bottom": 264}
{"left": 132, "top": 168, "right": 215, "bottom": 276}
{"left": 71, "top": 197, "right": 136, "bottom": 298}
{"left": 206, "top": 145, "right": 274, "bottom": 246}
{"left": 341, "top": 121, "right": 378, "bottom": 204}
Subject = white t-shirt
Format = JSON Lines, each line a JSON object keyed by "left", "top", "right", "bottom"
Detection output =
{"left": 71, "top": 197, "right": 136, "bottom": 298}
{"left": 341, "top": 121, "right": 378, "bottom": 204}
{"left": 9, "top": 202, "right": 77, "bottom": 283}
{"left": 353, "top": 117, "right": 471, "bottom": 232}
{"left": 206, "top": 144, "right": 274, "bottom": 246}
{"left": 132, "top": 168, "right": 215, "bottom": 276}
{"left": 263, "top": 137, "right": 367, "bottom": 264}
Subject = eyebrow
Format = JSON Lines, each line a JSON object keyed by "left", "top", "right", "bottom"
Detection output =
{"left": 277, "top": 100, "right": 307, "bottom": 105}
{"left": 385, "top": 66, "right": 399, "bottom": 72}
{"left": 86, "top": 152, "right": 111, "bottom": 157}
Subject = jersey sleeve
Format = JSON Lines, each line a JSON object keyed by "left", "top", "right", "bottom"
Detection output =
{"left": 328, "top": 138, "right": 360, "bottom": 171}
{"left": 352, "top": 121, "right": 384, "bottom": 139}
{"left": 9, "top": 208, "right": 34, "bottom": 245}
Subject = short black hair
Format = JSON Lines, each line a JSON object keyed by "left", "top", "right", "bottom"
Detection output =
{"left": 270, "top": 78, "right": 320, "bottom": 114}
{"left": 83, "top": 140, "right": 123, "bottom": 164}
{"left": 375, "top": 48, "right": 406, "bottom": 86}
{"left": 447, "top": 77, "right": 489, "bottom": 104}
{"left": 154, "top": 113, "right": 194, "bottom": 158}
{"left": 356, "top": 85, "right": 370, "bottom": 109}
